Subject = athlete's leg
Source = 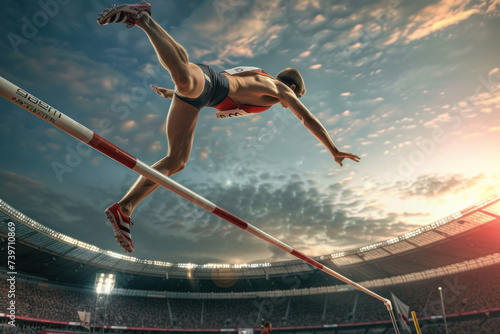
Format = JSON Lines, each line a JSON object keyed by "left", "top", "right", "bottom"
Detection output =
{"left": 118, "top": 97, "right": 200, "bottom": 216}
{"left": 135, "top": 12, "right": 205, "bottom": 99}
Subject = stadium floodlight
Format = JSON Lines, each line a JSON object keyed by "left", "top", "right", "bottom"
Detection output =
{"left": 95, "top": 273, "right": 115, "bottom": 295}
{"left": 93, "top": 273, "right": 115, "bottom": 333}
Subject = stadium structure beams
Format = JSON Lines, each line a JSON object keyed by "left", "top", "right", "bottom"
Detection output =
{"left": 1, "top": 196, "right": 500, "bottom": 284}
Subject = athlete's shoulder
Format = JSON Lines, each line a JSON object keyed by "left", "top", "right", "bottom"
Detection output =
{"left": 274, "top": 79, "right": 296, "bottom": 97}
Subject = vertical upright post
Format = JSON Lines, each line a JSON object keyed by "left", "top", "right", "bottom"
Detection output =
{"left": 167, "top": 298, "right": 174, "bottom": 327}
{"left": 438, "top": 287, "right": 449, "bottom": 334}
{"left": 201, "top": 299, "right": 205, "bottom": 326}
{"left": 411, "top": 311, "right": 422, "bottom": 334}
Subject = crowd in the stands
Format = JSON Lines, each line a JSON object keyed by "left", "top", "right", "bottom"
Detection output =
{"left": 0, "top": 265, "right": 499, "bottom": 333}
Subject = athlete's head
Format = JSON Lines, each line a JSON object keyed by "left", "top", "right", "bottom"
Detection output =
{"left": 263, "top": 322, "right": 272, "bottom": 332}
{"left": 277, "top": 68, "right": 306, "bottom": 98}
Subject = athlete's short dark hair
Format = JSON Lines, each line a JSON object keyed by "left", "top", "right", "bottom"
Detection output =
{"left": 264, "top": 322, "right": 271, "bottom": 329}
{"left": 276, "top": 68, "right": 306, "bottom": 97}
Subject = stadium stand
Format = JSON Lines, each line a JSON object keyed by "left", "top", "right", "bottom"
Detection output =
{"left": 1, "top": 196, "right": 500, "bottom": 333}
{"left": 1, "top": 263, "right": 499, "bottom": 331}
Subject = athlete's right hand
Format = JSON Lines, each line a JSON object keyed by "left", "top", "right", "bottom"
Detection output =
{"left": 150, "top": 84, "right": 173, "bottom": 99}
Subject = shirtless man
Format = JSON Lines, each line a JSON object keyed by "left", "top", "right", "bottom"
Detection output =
{"left": 97, "top": 1, "right": 360, "bottom": 253}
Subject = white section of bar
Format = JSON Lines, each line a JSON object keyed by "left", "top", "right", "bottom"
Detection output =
{"left": 0, "top": 76, "right": 94, "bottom": 143}
{"left": 245, "top": 224, "right": 294, "bottom": 253}
{"left": 133, "top": 160, "right": 216, "bottom": 212}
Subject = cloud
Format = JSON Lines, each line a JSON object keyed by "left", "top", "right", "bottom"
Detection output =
{"left": 170, "top": 0, "right": 403, "bottom": 74}
{"left": 405, "top": 0, "right": 480, "bottom": 42}
{"left": 467, "top": 84, "right": 500, "bottom": 112}
{"left": 345, "top": 97, "right": 385, "bottom": 109}
{"left": 121, "top": 120, "right": 137, "bottom": 130}
{"left": 126, "top": 170, "right": 422, "bottom": 262}
{"left": 312, "top": 14, "right": 326, "bottom": 24}
{"left": 389, "top": 173, "right": 486, "bottom": 200}
{"left": 0, "top": 171, "right": 118, "bottom": 246}
{"left": 423, "top": 112, "right": 452, "bottom": 128}
{"left": 383, "top": 0, "right": 496, "bottom": 45}
{"left": 3, "top": 43, "right": 132, "bottom": 101}
{"left": 172, "top": 1, "right": 291, "bottom": 66}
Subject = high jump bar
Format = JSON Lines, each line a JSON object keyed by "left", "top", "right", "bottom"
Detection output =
{"left": 0, "top": 75, "right": 397, "bottom": 318}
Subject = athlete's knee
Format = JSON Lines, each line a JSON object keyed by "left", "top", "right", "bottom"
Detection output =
{"left": 157, "top": 155, "right": 188, "bottom": 175}
{"left": 173, "top": 64, "right": 202, "bottom": 97}
{"left": 170, "top": 158, "right": 187, "bottom": 174}
{"left": 175, "top": 75, "right": 195, "bottom": 96}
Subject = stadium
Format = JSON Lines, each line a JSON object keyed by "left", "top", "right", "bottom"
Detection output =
{"left": 1, "top": 195, "right": 499, "bottom": 334}
{"left": 1, "top": 1, "right": 500, "bottom": 334}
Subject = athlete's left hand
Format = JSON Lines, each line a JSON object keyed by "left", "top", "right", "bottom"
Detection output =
{"left": 334, "top": 151, "right": 360, "bottom": 167}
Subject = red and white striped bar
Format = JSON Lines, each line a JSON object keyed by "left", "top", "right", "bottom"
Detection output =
{"left": 0, "top": 76, "right": 394, "bottom": 314}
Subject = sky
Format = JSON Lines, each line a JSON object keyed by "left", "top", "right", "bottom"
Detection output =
{"left": 0, "top": 0, "right": 499, "bottom": 265}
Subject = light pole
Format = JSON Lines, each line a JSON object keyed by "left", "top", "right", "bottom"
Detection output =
{"left": 438, "top": 287, "right": 449, "bottom": 334}
{"left": 92, "top": 273, "right": 116, "bottom": 334}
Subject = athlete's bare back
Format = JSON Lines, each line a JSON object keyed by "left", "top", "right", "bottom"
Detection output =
{"left": 223, "top": 73, "right": 282, "bottom": 107}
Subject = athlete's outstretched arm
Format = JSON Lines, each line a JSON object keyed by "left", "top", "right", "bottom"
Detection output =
{"left": 277, "top": 83, "right": 360, "bottom": 166}
{"left": 150, "top": 84, "right": 174, "bottom": 99}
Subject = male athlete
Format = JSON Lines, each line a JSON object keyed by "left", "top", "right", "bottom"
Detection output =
{"left": 97, "top": 1, "right": 360, "bottom": 253}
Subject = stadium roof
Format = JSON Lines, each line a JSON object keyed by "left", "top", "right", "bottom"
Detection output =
{"left": 1, "top": 195, "right": 499, "bottom": 292}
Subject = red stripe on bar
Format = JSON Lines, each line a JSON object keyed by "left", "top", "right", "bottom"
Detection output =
{"left": 213, "top": 207, "right": 249, "bottom": 230}
{"left": 89, "top": 133, "right": 137, "bottom": 169}
{"left": 291, "top": 249, "right": 324, "bottom": 270}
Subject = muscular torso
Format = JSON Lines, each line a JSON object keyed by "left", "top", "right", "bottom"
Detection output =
{"left": 222, "top": 73, "right": 281, "bottom": 107}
